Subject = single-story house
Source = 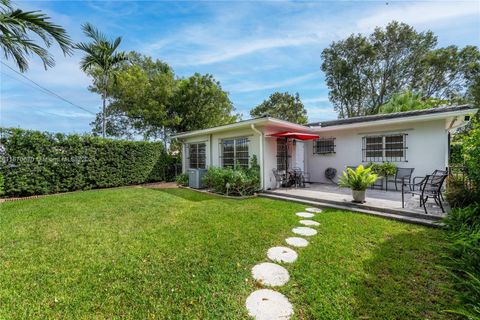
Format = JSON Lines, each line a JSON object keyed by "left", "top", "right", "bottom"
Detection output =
{"left": 173, "top": 105, "right": 477, "bottom": 190}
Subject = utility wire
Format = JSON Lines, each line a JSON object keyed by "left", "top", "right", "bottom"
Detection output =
{"left": 1, "top": 61, "right": 96, "bottom": 115}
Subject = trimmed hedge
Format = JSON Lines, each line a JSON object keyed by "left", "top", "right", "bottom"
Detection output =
{"left": 0, "top": 128, "right": 178, "bottom": 197}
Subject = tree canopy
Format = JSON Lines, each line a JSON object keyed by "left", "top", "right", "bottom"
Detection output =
{"left": 170, "top": 73, "right": 237, "bottom": 133}
{"left": 89, "top": 54, "right": 237, "bottom": 141}
{"left": 250, "top": 92, "right": 308, "bottom": 124}
{"left": 321, "top": 21, "right": 480, "bottom": 118}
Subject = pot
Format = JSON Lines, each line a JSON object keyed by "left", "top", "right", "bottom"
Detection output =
{"left": 352, "top": 190, "right": 366, "bottom": 203}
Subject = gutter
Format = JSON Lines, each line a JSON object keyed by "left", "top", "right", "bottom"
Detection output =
{"left": 251, "top": 124, "right": 265, "bottom": 190}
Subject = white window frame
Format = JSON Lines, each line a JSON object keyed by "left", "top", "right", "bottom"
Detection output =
{"left": 187, "top": 142, "right": 206, "bottom": 169}
{"left": 220, "top": 137, "right": 249, "bottom": 169}
{"left": 362, "top": 134, "right": 407, "bottom": 162}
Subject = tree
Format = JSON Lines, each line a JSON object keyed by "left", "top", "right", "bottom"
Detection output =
{"left": 170, "top": 73, "right": 237, "bottom": 133}
{"left": 322, "top": 21, "right": 437, "bottom": 118}
{"left": 75, "top": 23, "right": 128, "bottom": 138}
{"left": 322, "top": 22, "right": 480, "bottom": 118}
{"left": 250, "top": 92, "right": 308, "bottom": 124}
{"left": 378, "top": 90, "right": 443, "bottom": 114}
{"left": 98, "top": 52, "right": 177, "bottom": 142}
{"left": 0, "top": 0, "right": 72, "bottom": 71}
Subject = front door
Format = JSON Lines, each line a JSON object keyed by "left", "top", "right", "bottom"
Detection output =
{"left": 294, "top": 141, "right": 305, "bottom": 171}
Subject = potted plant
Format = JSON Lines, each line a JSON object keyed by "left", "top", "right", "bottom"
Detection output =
{"left": 339, "top": 165, "right": 378, "bottom": 203}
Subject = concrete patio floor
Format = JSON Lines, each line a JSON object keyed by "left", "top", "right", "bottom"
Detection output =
{"left": 265, "top": 183, "right": 447, "bottom": 219}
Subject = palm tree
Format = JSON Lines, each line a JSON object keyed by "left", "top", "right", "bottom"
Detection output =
{"left": 0, "top": 0, "right": 73, "bottom": 71}
{"left": 75, "top": 23, "right": 127, "bottom": 138}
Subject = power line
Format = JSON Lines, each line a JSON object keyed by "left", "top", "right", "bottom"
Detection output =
{"left": 1, "top": 61, "right": 96, "bottom": 115}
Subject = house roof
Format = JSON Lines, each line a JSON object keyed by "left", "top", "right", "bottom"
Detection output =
{"left": 172, "top": 116, "right": 311, "bottom": 139}
{"left": 308, "top": 105, "right": 475, "bottom": 128}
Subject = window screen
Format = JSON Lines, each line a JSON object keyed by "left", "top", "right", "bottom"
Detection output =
{"left": 221, "top": 137, "right": 249, "bottom": 169}
{"left": 188, "top": 143, "right": 206, "bottom": 169}
{"left": 313, "top": 138, "right": 335, "bottom": 154}
{"left": 362, "top": 134, "right": 407, "bottom": 162}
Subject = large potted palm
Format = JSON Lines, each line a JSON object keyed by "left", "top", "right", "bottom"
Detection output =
{"left": 339, "top": 165, "right": 378, "bottom": 203}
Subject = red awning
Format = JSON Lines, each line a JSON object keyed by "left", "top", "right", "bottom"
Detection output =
{"left": 269, "top": 131, "right": 319, "bottom": 140}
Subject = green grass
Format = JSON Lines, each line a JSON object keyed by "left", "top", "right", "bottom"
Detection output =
{"left": 0, "top": 188, "right": 457, "bottom": 319}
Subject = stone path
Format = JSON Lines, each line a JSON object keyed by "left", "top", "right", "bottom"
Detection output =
{"left": 245, "top": 207, "right": 322, "bottom": 319}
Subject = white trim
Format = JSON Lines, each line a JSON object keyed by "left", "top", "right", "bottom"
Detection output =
{"left": 310, "top": 108, "right": 477, "bottom": 132}
{"left": 172, "top": 117, "right": 311, "bottom": 139}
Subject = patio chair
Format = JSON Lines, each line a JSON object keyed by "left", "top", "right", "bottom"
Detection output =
{"left": 402, "top": 171, "right": 448, "bottom": 214}
{"left": 272, "top": 169, "right": 287, "bottom": 189}
{"left": 412, "top": 169, "right": 448, "bottom": 199}
{"left": 292, "top": 167, "right": 310, "bottom": 188}
{"left": 387, "top": 167, "right": 415, "bottom": 191}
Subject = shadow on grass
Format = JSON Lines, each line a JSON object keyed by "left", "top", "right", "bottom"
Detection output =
{"left": 150, "top": 188, "right": 214, "bottom": 202}
{"left": 353, "top": 230, "right": 455, "bottom": 320}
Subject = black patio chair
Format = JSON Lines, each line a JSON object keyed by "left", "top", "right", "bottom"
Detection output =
{"left": 272, "top": 169, "right": 286, "bottom": 189}
{"left": 412, "top": 169, "right": 448, "bottom": 200}
{"left": 292, "top": 167, "right": 310, "bottom": 188}
{"left": 402, "top": 172, "right": 448, "bottom": 214}
{"left": 387, "top": 167, "right": 415, "bottom": 191}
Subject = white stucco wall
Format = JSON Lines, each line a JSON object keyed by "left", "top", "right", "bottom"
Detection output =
{"left": 305, "top": 119, "right": 449, "bottom": 184}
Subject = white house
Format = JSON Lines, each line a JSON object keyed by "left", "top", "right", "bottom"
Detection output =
{"left": 173, "top": 105, "right": 477, "bottom": 191}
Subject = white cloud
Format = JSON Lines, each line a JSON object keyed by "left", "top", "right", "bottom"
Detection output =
{"left": 228, "top": 71, "right": 322, "bottom": 93}
{"left": 356, "top": 1, "right": 480, "bottom": 32}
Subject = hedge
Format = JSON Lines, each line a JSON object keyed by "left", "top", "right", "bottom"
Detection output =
{"left": 0, "top": 128, "right": 178, "bottom": 197}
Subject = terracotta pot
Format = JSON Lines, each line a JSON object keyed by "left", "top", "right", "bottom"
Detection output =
{"left": 352, "top": 190, "right": 366, "bottom": 203}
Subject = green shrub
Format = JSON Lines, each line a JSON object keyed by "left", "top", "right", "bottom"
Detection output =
{"left": 0, "top": 173, "right": 4, "bottom": 196}
{"left": 443, "top": 204, "right": 480, "bottom": 319}
{"left": 0, "top": 128, "right": 177, "bottom": 196}
{"left": 339, "top": 165, "right": 378, "bottom": 191}
{"left": 366, "top": 162, "right": 396, "bottom": 177}
{"left": 446, "top": 175, "right": 479, "bottom": 208}
{"left": 202, "top": 156, "right": 260, "bottom": 196}
{"left": 176, "top": 173, "right": 189, "bottom": 186}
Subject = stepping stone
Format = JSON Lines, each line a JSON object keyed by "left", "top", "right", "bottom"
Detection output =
{"left": 299, "top": 220, "right": 320, "bottom": 227}
{"left": 305, "top": 207, "right": 322, "bottom": 213}
{"left": 267, "top": 246, "right": 298, "bottom": 263}
{"left": 296, "top": 212, "right": 314, "bottom": 218}
{"left": 292, "top": 227, "right": 317, "bottom": 236}
{"left": 285, "top": 237, "right": 309, "bottom": 247}
{"left": 246, "top": 289, "right": 293, "bottom": 320}
{"left": 252, "top": 262, "right": 289, "bottom": 287}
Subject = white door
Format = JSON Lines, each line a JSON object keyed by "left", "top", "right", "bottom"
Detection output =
{"left": 294, "top": 141, "right": 305, "bottom": 171}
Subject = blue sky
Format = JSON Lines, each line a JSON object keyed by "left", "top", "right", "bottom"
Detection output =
{"left": 1, "top": 0, "right": 479, "bottom": 134}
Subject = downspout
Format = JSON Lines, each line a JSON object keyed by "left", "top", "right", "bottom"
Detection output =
{"left": 209, "top": 134, "right": 213, "bottom": 168}
{"left": 251, "top": 124, "right": 264, "bottom": 190}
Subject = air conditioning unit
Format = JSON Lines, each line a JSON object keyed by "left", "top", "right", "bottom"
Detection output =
{"left": 188, "top": 168, "right": 207, "bottom": 189}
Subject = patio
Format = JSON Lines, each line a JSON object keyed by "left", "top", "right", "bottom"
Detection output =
{"left": 264, "top": 182, "right": 448, "bottom": 221}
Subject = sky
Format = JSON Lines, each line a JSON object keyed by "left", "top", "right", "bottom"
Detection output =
{"left": 1, "top": 0, "right": 479, "bottom": 134}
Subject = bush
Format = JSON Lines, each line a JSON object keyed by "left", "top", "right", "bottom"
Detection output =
{"left": 202, "top": 156, "right": 260, "bottom": 196}
{"left": 367, "top": 162, "right": 396, "bottom": 177}
{"left": 446, "top": 175, "right": 479, "bottom": 208}
{"left": 443, "top": 204, "right": 480, "bottom": 319}
{"left": 176, "top": 173, "right": 188, "bottom": 186}
{"left": 0, "top": 128, "right": 178, "bottom": 196}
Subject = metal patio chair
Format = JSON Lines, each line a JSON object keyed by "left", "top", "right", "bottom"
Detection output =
{"left": 387, "top": 167, "right": 415, "bottom": 191}
{"left": 272, "top": 169, "right": 287, "bottom": 189}
{"left": 402, "top": 171, "right": 448, "bottom": 214}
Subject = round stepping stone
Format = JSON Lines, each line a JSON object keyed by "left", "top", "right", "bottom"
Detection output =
{"left": 285, "top": 237, "right": 309, "bottom": 247}
{"left": 246, "top": 289, "right": 293, "bottom": 320}
{"left": 292, "top": 227, "right": 317, "bottom": 236}
{"left": 305, "top": 207, "right": 322, "bottom": 213}
{"left": 296, "top": 212, "right": 314, "bottom": 218}
{"left": 299, "top": 219, "right": 320, "bottom": 227}
{"left": 252, "top": 262, "right": 289, "bottom": 287}
{"left": 267, "top": 246, "right": 298, "bottom": 263}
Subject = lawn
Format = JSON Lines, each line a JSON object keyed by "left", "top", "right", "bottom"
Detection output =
{"left": 0, "top": 187, "right": 457, "bottom": 319}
